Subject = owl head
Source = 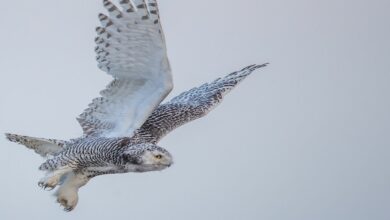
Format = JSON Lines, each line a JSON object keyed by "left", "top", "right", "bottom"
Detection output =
{"left": 121, "top": 143, "right": 173, "bottom": 172}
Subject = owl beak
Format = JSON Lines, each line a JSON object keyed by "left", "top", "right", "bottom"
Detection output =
{"left": 162, "top": 161, "right": 173, "bottom": 168}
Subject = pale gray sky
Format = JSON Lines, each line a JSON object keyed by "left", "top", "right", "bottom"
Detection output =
{"left": 0, "top": 0, "right": 389, "bottom": 219}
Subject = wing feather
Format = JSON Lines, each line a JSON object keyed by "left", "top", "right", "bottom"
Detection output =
{"left": 78, "top": 0, "right": 172, "bottom": 137}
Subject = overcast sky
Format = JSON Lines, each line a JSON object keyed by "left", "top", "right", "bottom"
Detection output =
{"left": 0, "top": 0, "right": 389, "bottom": 219}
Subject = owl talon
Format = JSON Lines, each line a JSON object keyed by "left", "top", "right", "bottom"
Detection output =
{"left": 64, "top": 207, "right": 74, "bottom": 212}
{"left": 57, "top": 196, "right": 77, "bottom": 212}
{"left": 38, "top": 181, "right": 56, "bottom": 191}
{"left": 44, "top": 185, "right": 55, "bottom": 191}
{"left": 38, "top": 178, "right": 59, "bottom": 190}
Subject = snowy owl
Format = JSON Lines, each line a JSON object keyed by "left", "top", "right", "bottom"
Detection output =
{"left": 5, "top": 0, "right": 268, "bottom": 211}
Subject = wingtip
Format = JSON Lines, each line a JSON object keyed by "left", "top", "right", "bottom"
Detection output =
{"left": 4, "top": 133, "right": 13, "bottom": 141}
{"left": 250, "top": 62, "right": 270, "bottom": 71}
{"left": 256, "top": 62, "right": 270, "bottom": 68}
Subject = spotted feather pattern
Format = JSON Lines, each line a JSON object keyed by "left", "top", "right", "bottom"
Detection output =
{"left": 132, "top": 64, "right": 269, "bottom": 143}
{"left": 78, "top": 0, "right": 173, "bottom": 138}
{"left": 95, "top": 0, "right": 166, "bottom": 75}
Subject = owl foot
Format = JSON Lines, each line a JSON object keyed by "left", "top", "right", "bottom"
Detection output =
{"left": 57, "top": 195, "right": 78, "bottom": 212}
{"left": 54, "top": 172, "right": 89, "bottom": 212}
{"left": 56, "top": 188, "right": 79, "bottom": 212}
{"left": 38, "top": 166, "right": 72, "bottom": 191}
{"left": 38, "top": 176, "right": 60, "bottom": 191}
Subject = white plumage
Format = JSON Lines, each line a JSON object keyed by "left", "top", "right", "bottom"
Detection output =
{"left": 78, "top": 0, "right": 173, "bottom": 137}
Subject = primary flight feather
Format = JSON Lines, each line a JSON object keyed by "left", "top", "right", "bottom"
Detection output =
{"left": 5, "top": 0, "right": 268, "bottom": 211}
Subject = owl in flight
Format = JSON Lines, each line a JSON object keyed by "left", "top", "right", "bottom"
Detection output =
{"left": 5, "top": 0, "right": 268, "bottom": 211}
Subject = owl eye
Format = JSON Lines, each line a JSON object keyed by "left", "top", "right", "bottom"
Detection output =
{"left": 155, "top": 154, "right": 162, "bottom": 159}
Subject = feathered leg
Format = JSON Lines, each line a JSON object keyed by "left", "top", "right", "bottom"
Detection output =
{"left": 55, "top": 172, "right": 90, "bottom": 212}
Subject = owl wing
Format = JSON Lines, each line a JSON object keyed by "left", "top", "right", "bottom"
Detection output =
{"left": 77, "top": 0, "right": 173, "bottom": 138}
{"left": 133, "top": 64, "right": 268, "bottom": 143}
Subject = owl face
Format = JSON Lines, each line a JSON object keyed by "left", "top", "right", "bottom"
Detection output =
{"left": 142, "top": 147, "right": 173, "bottom": 168}
{"left": 122, "top": 144, "right": 173, "bottom": 172}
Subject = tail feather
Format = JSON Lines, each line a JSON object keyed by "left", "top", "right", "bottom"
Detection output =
{"left": 5, "top": 133, "right": 67, "bottom": 157}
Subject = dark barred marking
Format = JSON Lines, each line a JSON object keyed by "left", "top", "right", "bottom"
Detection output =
{"left": 137, "top": 4, "right": 145, "bottom": 9}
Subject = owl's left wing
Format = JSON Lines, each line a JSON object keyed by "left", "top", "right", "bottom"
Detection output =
{"left": 77, "top": 0, "right": 173, "bottom": 137}
{"left": 132, "top": 64, "right": 268, "bottom": 144}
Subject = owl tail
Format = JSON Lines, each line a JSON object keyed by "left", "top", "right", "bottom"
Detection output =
{"left": 5, "top": 133, "right": 68, "bottom": 157}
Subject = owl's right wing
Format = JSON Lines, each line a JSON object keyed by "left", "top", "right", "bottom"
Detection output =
{"left": 133, "top": 64, "right": 268, "bottom": 144}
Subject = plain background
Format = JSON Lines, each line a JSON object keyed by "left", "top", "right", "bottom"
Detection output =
{"left": 0, "top": 0, "right": 389, "bottom": 219}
